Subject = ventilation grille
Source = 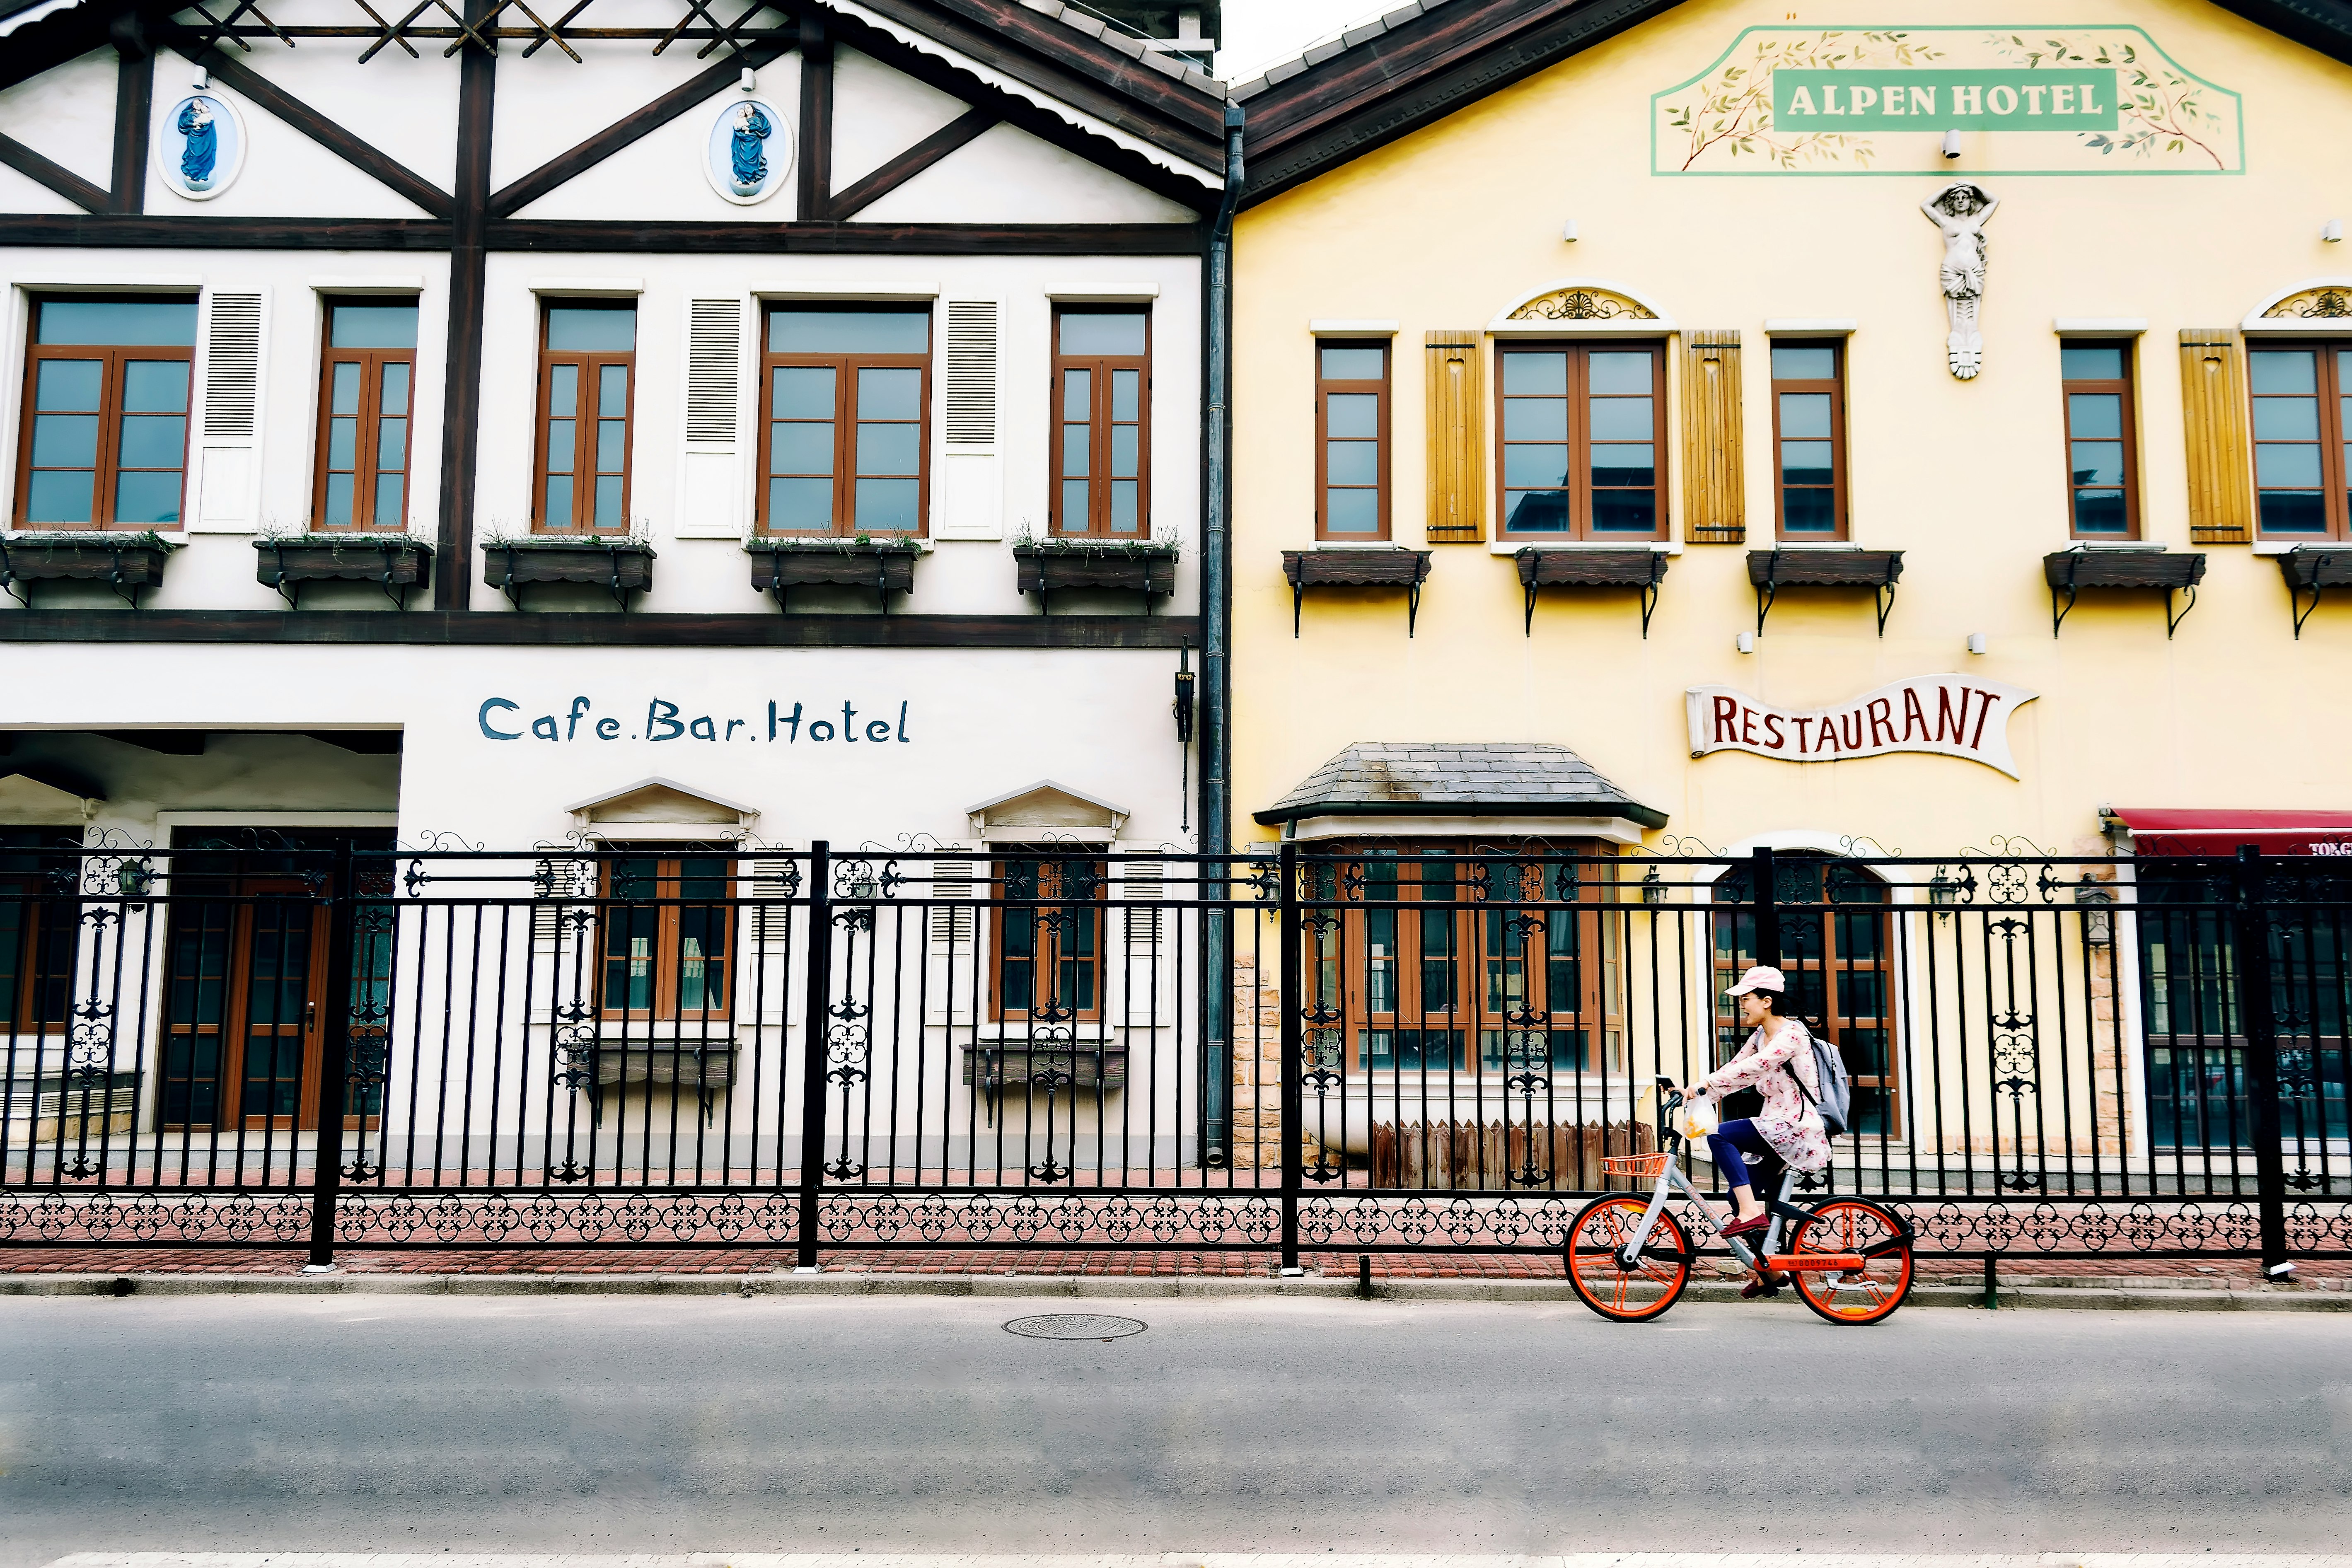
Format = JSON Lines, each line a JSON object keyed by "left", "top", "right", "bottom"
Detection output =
{"left": 944, "top": 300, "right": 998, "bottom": 446}
{"left": 201, "top": 292, "right": 263, "bottom": 439}
{"left": 687, "top": 297, "right": 742, "bottom": 445}
{"left": 750, "top": 859, "right": 795, "bottom": 945}
{"left": 1121, "top": 856, "right": 1164, "bottom": 944}
{"left": 929, "top": 855, "right": 976, "bottom": 950}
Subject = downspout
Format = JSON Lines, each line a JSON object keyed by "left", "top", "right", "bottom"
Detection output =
{"left": 1200, "top": 98, "right": 1243, "bottom": 1167}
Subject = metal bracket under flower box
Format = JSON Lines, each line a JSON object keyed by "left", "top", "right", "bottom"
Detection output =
{"left": 1516, "top": 546, "right": 1670, "bottom": 638}
{"left": 2275, "top": 546, "right": 2352, "bottom": 640}
{"left": 483, "top": 539, "right": 655, "bottom": 612}
{"left": 747, "top": 542, "right": 919, "bottom": 614}
{"left": 0, "top": 537, "right": 176, "bottom": 609}
{"left": 254, "top": 536, "right": 432, "bottom": 610}
{"left": 2043, "top": 548, "right": 2205, "bottom": 639}
{"left": 1747, "top": 548, "right": 1903, "bottom": 638}
{"left": 1282, "top": 547, "right": 1435, "bottom": 637}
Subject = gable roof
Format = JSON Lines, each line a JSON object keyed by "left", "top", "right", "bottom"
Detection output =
{"left": 1255, "top": 741, "right": 1667, "bottom": 828}
{"left": 1229, "top": 0, "right": 2352, "bottom": 206}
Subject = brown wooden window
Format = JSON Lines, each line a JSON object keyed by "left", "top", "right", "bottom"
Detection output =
{"left": 157, "top": 835, "right": 392, "bottom": 1132}
{"left": 0, "top": 830, "right": 80, "bottom": 1035}
{"left": 1771, "top": 341, "right": 1847, "bottom": 540}
{"left": 1301, "top": 847, "right": 1617, "bottom": 1076}
{"left": 599, "top": 853, "right": 735, "bottom": 1022}
{"left": 759, "top": 304, "right": 931, "bottom": 535}
{"left": 989, "top": 850, "right": 1105, "bottom": 1023}
{"left": 534, "top": 302, "right": 636, "bottom": 534}
{"left": 1495, "top": 343, "right": 1664, "bottom": 540}
{"left": 2060, "top": 342, "right": 2139, "bottom": 539}
{"left": 312, "top": 298, "right": 418, "bottom": 532}
{"left": 1713, "top": 856, "right": 1896, "bottom": 1136}
{"left": 1316, "top": 340, "right": 1389, "bottom": 540}
{"left": 15, "top": 296, "right": 196, "bottom": 529}
{"left": 1050, "top": 308, "right": 1150, "bottom": 536}
{"left": 2250, "top": 345, "right": 2352, "bottom": 539}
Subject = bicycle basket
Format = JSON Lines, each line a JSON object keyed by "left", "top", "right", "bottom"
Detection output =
{"left": 1600, "top": 1153, "right": 1673, "bottom": 1179}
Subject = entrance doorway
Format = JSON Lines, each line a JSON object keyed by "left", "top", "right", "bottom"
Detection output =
{"left": 157, "top": 829, "right": 392, "bottom": 1131}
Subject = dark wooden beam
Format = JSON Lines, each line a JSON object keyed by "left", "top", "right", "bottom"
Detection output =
{"left": 0, "top": 129, "right": 107, "bottom": 213}
{"left": 488, "top": 219, "right": 1205, "bottom": 253}
{"left": 108, "top": 26, "right": 150, "bottom": 215}
{"left": 0, "top": 611, "right": 1205, "bottom": 649}
{"left": 164, "top": 39, "right": 456, "bottom": 218}
{"left": 795, "top": 10, "right": 832, "bottom": 221}
{"left": 435, "top": 0, "right": 497, "bottom": 612}
{"left": 1, "top": 760, "right": 105, "bottom": 800}
{"left": 828, "top": 108, "right": 994, "bottom": 220}
{"left": 814, "top": 5, "right": 1220, "bottom": 216}
{"left": 0, "top": 215, "right": 452, "bottom": 248}
{"left": 297, "top": 730, "right": 405, "bottom": 753}
{"left": 486, "top": 40, "right": 788, "bottom": 219}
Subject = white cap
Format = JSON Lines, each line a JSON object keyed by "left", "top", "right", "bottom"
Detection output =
{"left": 1725, "top": 964, "right": 1786, "bottom": 998}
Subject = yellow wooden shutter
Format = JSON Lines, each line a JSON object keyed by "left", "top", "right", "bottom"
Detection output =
{"left": 1424, "top": 330, "right": 1484, "bottom": 544}
{"left": 2179, "top": 329, "right": 2252, "bottom": 544}
{"left": 1680, "top": 330, "right": 1743, "bottom": 543}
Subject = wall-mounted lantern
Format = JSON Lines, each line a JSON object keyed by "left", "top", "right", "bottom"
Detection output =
{"left": 1928, "top": 868, "right": 1959, "bottom": 923}
{"left": 2074, "top": 872, "right": 2115, "bottom": 947}
{"left": 1173, "top": 642, "right": 1196, "bottom": 744}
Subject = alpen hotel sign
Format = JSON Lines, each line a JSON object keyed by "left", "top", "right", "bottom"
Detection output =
{"left": 1687, "top": 677, "right": 2039, "bottom": 778}
{"left": 1652, "top": 27, "right": 2242, "bottom": 175}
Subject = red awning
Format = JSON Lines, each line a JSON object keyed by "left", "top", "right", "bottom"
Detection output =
{"left": 2111, "top": 807, "right": 2352, "bottom": 857}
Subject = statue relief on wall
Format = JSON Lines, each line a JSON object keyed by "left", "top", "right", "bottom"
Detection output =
{"left": 1921, "top": 181, "right": 1998, "bottom": 380}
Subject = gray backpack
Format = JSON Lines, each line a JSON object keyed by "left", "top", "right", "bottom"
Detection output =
{"left": 1784, "top": 1024, "right": 1853, "bottom": 1137}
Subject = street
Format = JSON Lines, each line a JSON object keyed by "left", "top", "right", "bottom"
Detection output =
{"left": 2, "top": 1293, "right": 2346, "bottom": 1566}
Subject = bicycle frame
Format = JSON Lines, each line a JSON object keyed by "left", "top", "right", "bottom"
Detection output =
{"left": 1617, "top": 1082, "right": 1822, "bottom": 1278}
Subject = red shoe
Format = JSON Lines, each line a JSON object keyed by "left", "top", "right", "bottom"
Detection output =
{"left": 1721, "top": 1213, "right": 1770, "bottom": 1238}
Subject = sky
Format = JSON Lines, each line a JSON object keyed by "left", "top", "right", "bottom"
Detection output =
{"left": 1216, "top": 0, "right": 1389, "bottom": 81}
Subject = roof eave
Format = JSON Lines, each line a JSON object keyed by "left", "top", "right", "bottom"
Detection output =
{"left": 1253, "top": 799, "right": 1670, "bottom": 829}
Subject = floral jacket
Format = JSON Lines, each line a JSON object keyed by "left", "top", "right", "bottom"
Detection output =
{"left": 1691, "top": 1019, "right": 1832, "bottom": 1172}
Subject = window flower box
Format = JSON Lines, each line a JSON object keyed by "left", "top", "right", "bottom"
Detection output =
{"left": 2276, "top": 545, "right": 2352, "bottom": 638}
{"left": 1281, "top": 546, "right": 1433, "bottom": 636}
{"left": 2044, "top": 547, "right": 2204, "bottom": 639}
{"left": 1514, "top": 546, "right": 1670, "bottom": 637}
{"left": 254, "top": 535, "right": 433, "bottom": 609}
{"left": 746, "top": 536, "right": 925, "bottom": 614}
{"left": 483, "top": 536, "right": 654, "bottom": 611}
{"left": 1014, "top": 539, "right": 1178, "bottom": 614}
{"left": 1746, "top": 547, "right": 1904, "bottom": 637}
{"left": 0, "top": 532, "right": 179, "bottom": 609}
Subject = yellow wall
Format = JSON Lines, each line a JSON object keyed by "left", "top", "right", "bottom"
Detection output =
{"left": 1232, "top": 0, "right": 2352, "bottom": 856}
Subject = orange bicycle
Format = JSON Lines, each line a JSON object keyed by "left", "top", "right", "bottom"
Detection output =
{"left": 1563, "top": 1078, "right": 1914, "bottom": 1325}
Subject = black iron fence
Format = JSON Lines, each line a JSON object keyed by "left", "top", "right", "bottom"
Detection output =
{"left": 3, "top": 837, "right": 2346, "bottom": 1270}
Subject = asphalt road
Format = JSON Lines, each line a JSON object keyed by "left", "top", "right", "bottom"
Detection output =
{"left": 2, "top": 1293, "right": 2346, "bottom": 1567}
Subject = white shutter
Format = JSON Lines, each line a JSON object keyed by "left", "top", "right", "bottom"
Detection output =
{"left": 933, "top": 298, "right": 1002, "bottom": 540}
{"left": 1117, "top": 852, "right": 1165, "bottom": 945}
{"left": 928, "top": 849, "right": 977, "bottom": 952}
{"left": 925, "top": 844, "right": 980, "bottom": 1023}
{"left": 189, "top": 287, "right": 267, "bottom": 533}
{"left": 748, "top": 858, "right": 796, "bottom": 947}
{"left": 675, "top": 295, "right": 747, "bottom": 539}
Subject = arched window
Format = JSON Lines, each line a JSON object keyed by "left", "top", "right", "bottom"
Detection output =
{"left": 1713, "top": 855, "right": 1897, "bottom": 1135}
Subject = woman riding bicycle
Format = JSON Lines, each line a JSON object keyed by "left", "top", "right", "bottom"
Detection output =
{"left": 1676, "top": 965, "right": 1831, "bottom": 1265}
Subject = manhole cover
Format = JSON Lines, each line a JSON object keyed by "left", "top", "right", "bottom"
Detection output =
{"left": 1003, "top": 1313, "right": 1146, "bottom": 1340}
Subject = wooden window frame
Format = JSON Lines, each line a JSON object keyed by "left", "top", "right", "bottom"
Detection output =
{"left": 1304, "top": 844, "right": 1619, "bottom": 1078}
{"left": 0, "top": 833, "right": 79, "bottom": 1035}
{"left": 13, "top": 295, "right": 196, "bottom": 531}
{"left": 2060, "top": 340, "right": 2141, "bottom": 540}
{"left": 310, "top": 298, "right": 418, "bottom": 533}
{"left": 1492, "top": 341, "right": 1668, "bottom": 543}
{"left": 1315, "top": 338, "right": 1390, "bottom": 541}
{"left": 2250, "top": 342, "right": 2352, "bottom": 541}
{"left": 532, "top": 301, "right": 637, "bottom": 536}
{"left": 1770, "top": 338, "right": 1849, "bottom": 542}
{"left": 597, "top": 852, "right": 737, "bottom": 1024}
{"left": 987, "top": 849, "right": 1107, "bottom": 1024}
{"left": 755, "top": 304, "right": 932, "bottom": 538}
{"left": 1049, "top": 307, "right": 1152, "bottom": 538}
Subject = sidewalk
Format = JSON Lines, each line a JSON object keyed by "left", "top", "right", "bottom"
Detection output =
{"left": 4, "top": 1246, "right": 2348, "bottom": 1307}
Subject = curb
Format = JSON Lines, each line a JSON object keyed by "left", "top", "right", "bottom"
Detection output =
{"left": 3, "top": 1270, "right": 2347, "bottom": 1309}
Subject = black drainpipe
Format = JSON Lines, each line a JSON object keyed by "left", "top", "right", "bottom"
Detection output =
{"left": 1200, "top": 98, "right": 1243, "bottom": 1167}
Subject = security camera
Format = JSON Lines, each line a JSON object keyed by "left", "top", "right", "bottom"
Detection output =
{"left": 1941, "top": 129, "right": 1963, "bottom": 160}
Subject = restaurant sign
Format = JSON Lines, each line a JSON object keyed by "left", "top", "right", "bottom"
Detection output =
{"left": 1653, "top": 27, "right": 2242, "bottom": 176}
{"left": 1687, "top": 676, "right": 2039, "bottom": 778}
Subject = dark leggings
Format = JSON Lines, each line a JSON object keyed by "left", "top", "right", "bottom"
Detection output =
{"left": 1704, "top": 1118, "right": 1776, "bottom": 1191}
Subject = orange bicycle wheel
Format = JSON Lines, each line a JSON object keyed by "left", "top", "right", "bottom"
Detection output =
{"left": 1786, "top": 1199, "right": 1912, "bottom": 1325}
{"left": 1564, "top": 1195, "right": 1691, "bottom": 1323}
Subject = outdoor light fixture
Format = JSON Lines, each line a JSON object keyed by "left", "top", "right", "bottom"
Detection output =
{"left": 193, "top": 68, "right": 208, "bottom": 89}
{"left": 1736, "top": 631, "right": 1756, "bottom": 654}
{"left": 1928, "top": 868, "right": 1959, "bottom": 923}
{"left": 1172, "top": 643, "right": 1196, "bottom": 744}
{"left": 1941, "top": 128, "right": 1963, "bottom": 159}
{"left": 1967, "top": 633, "right": 1988, "bottom": 655}
{"left": 2325, "top": 219, "right": 2345, "bottom": 244}
{"left": 2074, "top": 873, "right": 2115, "bottom": 947}
{"left": 1641, "top": 865, "right": 1667, "bottom": 905}
{"left": 1562, "top": 218, "right": 1579, "bottom": 242}
{"left": 116, "top": 858, "right": 153, "bottom": 909}
{"left": 740, "top": 67, "right": 757, "bottom": 92}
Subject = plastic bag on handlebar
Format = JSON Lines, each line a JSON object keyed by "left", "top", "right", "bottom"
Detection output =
{"left": 1676, "top": 1094, "right": 1721, "bottom": 1142}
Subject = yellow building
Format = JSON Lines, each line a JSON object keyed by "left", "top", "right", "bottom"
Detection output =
{"left": 1214, "top": 0, "right": 2352, "bottom": 1172}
